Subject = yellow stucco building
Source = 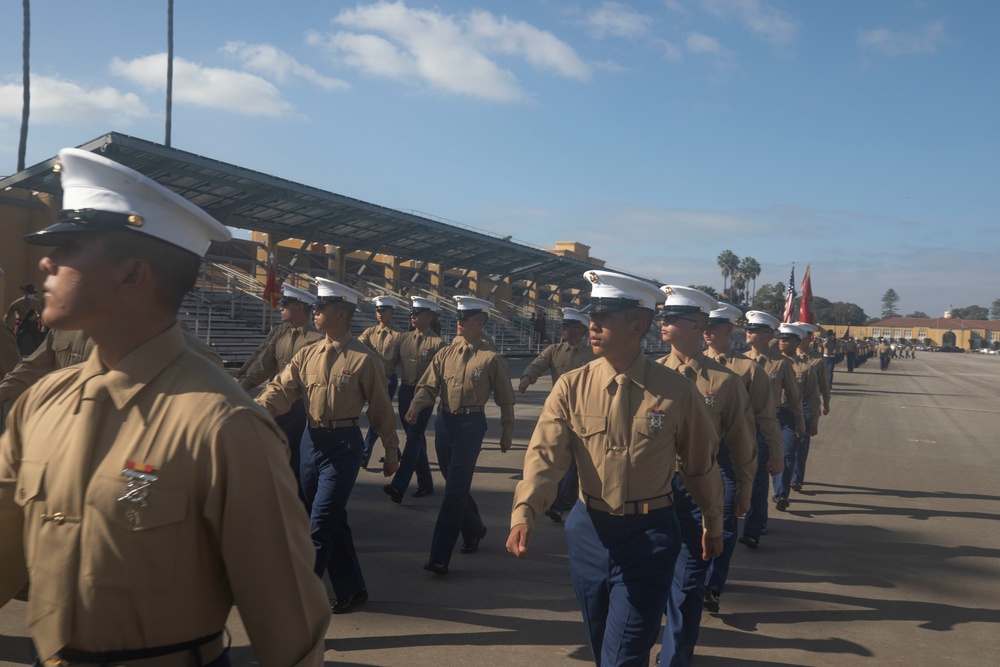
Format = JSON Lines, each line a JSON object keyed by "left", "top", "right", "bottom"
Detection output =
{"left": 818, "top": 316, "right": 1000, "bottom": 350}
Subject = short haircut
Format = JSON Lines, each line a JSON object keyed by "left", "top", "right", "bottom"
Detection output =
{"left": 319, "top": 301, "right": 356, "bottom": 320}
{"left": 625, "top": 307, "right": 654, "bottom": 338}
{"left": 101, "top": 231, "right": 200, "bottom": 311}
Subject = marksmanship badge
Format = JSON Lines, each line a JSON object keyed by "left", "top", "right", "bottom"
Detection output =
{"left": 340, "top": 370, "right": 353, "bottom": 385}
{"left": 704, "top": 392, "right": 717, "bottom": 408}
{"left": 648, "top": 409, "right": 664, "bottom": 429}
{"left": 118, "top": 460, "right": 158, "bottom": 508}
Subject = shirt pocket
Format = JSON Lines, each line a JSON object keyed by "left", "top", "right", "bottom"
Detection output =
{"left": 304, "top": 382, "right": 331, "bottom": 417}
{"left": 14, "top": 460, "right": 46, "bottom": 565}
{"left": 631, "top": 415, "right": 676, "bottom": 468}
{"left": 51, "top": 339, "right": 83, "bottom": 365}
{"left": 569, "top": 414, "right": 607, "bottom": 441}
{"left": 84, "top": 473, "right": 190, "bottom": 593}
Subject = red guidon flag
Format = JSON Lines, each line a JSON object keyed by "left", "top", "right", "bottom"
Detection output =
{"left": 799, "top": 265, "right": 814, "bottom": 325}
{"left": 262, "top": 260, "right": 279, "bottom": 308}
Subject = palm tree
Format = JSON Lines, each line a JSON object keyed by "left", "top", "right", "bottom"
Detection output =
{"left": 17, "top": 0, "right": 30, "bottom": 171}
{"left": 717, "top": 250, "right": 739, "bottom": 299}
{"left": 731, "top": 273, "right": 747, "bottom": 305}
{"left": 739, "top": 256, "right": 761, "bottom": 306}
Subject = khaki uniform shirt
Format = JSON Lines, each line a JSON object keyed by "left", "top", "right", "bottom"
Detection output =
{"left": 705, "top": 346, "right": 782, "bottom": 463}
{"left": 520, "top": 341, "right": 596, "bottom": 386}
{"left": 658, "top": 353, "right": 757, "bottom": 503}
{"left": 787, "top": 352, "right": 821, "bottom": 435}
{"left": 5, "top": 295, "right": 44, "bottom": 329}
{"left": 238, "top": 323, "right": 324, "bottom": 390}
{"left": 358, "top": 323, "right": 401, "bottom": 378}
{"left": 804, "top": 345, "right": 832, "bottom": 409}
{"left": 795, "top": 352, "right": 830, "bottom": 435}
{"left": 0, "top": 323, "right": 21, "bottom": 379}
{"left": 409, "top": 336, "right": 515, "bottom": 443}
{"left": 0, "top": 325, "right": 329, "bottom": 665}
{"left": 821, "top": 338, "right": 839, "bottom": 356}
{"left": 451, "top": 332, "right": 497, "bottom": 352}
{"left": 846, "top": 340, "right": 858, "bottom": 354}
{"left": 877, "top": 342, "right": 892, "bottom": 356}
{"left": 397, "top": 328, "right": 446, "bottom": 386}
{"left": 750, "top": 348, "right": 806, "bottom": 435}
{"left": 256, "top": 332, "right": 400, "bottom": 458}
{"left": 511, "top": 354, "right": 724, "bottom": 535}
{"left": 0, "top": 329, "right": 224, "bottom": 407}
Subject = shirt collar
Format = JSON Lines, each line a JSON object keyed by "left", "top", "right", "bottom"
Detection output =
{"left": 324, "top": 331, "right": 353, "bottom": 353}
{"left": 595, "top": 352, "right": 648, "bottom": 391}
{"left": 67, "top": 324, "right": 188, "bottom": 410}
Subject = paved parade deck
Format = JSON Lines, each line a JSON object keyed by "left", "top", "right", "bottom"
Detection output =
{"left": 2, "top": 353, "right": 999, "bottom": 666}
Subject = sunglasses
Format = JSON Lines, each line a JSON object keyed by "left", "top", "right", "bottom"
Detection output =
{"left": 659, "top": 315, "right": 701, "bottom": 325}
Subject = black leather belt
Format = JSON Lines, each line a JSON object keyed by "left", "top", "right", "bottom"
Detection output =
{"left": 309, "top": 418, "right": 359, "bottom": 428}
{"left": 582, "top": 493, "right": 672, "bottom": 515}
{"left": 55, "top": 630, "right": 223, "bottom": 665}
{"left": 442, "top": 406, "right": 484, "bottom": 415}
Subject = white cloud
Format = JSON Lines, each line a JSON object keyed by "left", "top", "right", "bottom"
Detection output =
{"left": 584, "top": 2, "right": 654, "bottom": 39}
{"left": 221, "top": 42, "right": 350, "bottom": 91}
{"left": 700, "top": 0, "right": 799, "bottom": 47}
{"left": 686, "top": 32, "right": 732, "bottom": 58}
{"left": 663, "top": 0, "right": 688, "bottom": 14}
{"left": 308, "top": 1, "right": 590, "bottom": 102}
{"left": 0, "top": 75, "right": 149, "bottom": 124}
{"left": 857, "top": 20, "right": 945, "bottom": 57}
{"left": 110, "top": 54, "right": 294, "bottom": 117}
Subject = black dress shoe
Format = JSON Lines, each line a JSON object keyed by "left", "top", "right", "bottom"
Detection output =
{"left": 412, "top": 488, "right": 434, "bottom": 498}
{"left": 739, "top": 535, "right": 759, "bottom": 549}
{"left": 423, "top": 560, "right": 448, "bottom": 575}
{"left": 383, "top": 484, "right": 403, "bottom": 504}
{"left": 703, "top": 589, "right": 721, "bottom": 613}
{"left": 544, "top": 508, "right": 563, "bottom": 523}
{"left": 460, "top": 526, "right": 487, "bottom": 554}
{"left": 331, "top": 588, "right": 368, "bottom": 614}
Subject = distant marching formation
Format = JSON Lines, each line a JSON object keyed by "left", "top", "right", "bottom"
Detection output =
{"left": 0, "top": 146, "right": 894, "bottom": 667}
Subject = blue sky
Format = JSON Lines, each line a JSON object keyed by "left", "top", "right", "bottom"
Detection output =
{"left": 1, "top": 0, "right": 997, "bottom": 319}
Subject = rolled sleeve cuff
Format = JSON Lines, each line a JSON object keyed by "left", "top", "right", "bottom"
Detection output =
{"left": 511, "top": 505, "right": 536, "bottom": 529}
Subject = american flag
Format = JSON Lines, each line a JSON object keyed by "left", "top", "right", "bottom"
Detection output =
{"left": 782, "top": 264, "right": 796, "bottom": 323}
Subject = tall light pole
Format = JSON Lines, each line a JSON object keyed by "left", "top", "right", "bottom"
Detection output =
{"left": 165, "top": 0, "right": 173, "bottom": 147}
{"left": 17, "top": 0, "right": 30, "bottom": 171}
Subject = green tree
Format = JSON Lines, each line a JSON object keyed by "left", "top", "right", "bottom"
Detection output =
{"left": 717, "top": 250, "right": 739, "bottom": 300}
{"left": 752, "top": 282, "right": 786, "bottom": 319}
{"left": 991, "top": 298, "right": 1000, "bottom": 320}
{"left": 688, "top": 285, "right": 719, "bottom": 299}
{"left": 905, "top": 311, "right": 929, "bottom": 318}
{"left": 950, "top": 305, "right": 989, "bottom": 320}
{"left": 814, "top": 298, "right": 868, "bottom": 325}
{"left": 881, "top": 288, "right": 900, "bottom": 319}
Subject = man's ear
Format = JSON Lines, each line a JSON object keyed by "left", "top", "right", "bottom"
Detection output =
{"left": 118, "top": 257, "right": 153, "bottom": 292}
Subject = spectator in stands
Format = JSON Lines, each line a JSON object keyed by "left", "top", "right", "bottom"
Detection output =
{"left": 15, "top": 308, "right": 46, "bottom": 355}
{"left": 4, "top": 283, "right": 43, "bottom": 331}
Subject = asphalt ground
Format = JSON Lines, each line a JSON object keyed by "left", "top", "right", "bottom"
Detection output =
{"left": 2, "top": 351, "right": 999, "bottom": 666}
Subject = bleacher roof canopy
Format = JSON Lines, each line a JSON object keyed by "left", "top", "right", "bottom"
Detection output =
{"left": 0, "top": 131, "right": 657, "bottom": 289}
